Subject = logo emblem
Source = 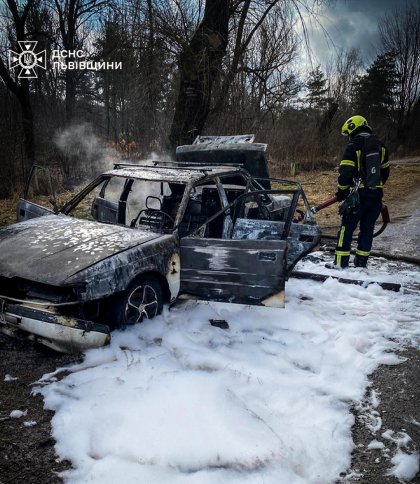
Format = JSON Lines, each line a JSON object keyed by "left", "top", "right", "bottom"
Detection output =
{"left": 8, "top": 41, "right": 46, "bottom": 79}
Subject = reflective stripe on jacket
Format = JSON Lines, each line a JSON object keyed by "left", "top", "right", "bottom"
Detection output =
{"left": 337, "top": 132, "right": 390, "bottom": 196}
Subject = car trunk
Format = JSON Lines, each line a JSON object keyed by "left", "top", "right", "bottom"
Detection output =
{"left": 176, "top": 135, "right": 270, "bottom": 188}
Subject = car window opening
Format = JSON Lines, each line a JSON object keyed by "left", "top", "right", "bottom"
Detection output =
{"left": 67, "top": 176, "right": 186, "bottom": 233}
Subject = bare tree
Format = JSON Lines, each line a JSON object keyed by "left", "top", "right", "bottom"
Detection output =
{"left": 168, "top": 0, "right": 230, "bottom": 148}
{"left": 208, "top": 2, "right": 299, "bottom": 135}
{"left": 235, "top": 4, "right": 298, "bottom": 115}
{"left": 326, "top": 47, "right": 363, "bottom": 107}
{"left": 52, "top": 0, "right": 107, "bottom": 121}
{"left": 212, "top": 0, "right": 281, "bottom": 115}
{"left": 153, "top": 0, "right": 204, "bottom": 54}
{"left": 320, "top": 47, "right": 362, "bottom": 136}
{"left": 379, "top": 4, "right": 420, "bottom": 142}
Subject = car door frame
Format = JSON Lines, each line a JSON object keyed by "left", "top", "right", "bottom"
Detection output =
{"left": 178, "top": 185, "right": 301, "bottom": 307}
{"left": 252, "top": 177, "right": 321, "bottom": 273}
{"left": 16, "top": 164, "right": 58, "bottom": 222}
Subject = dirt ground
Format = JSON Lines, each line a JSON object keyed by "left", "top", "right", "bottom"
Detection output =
{"left": 0, "top": 160, "right": 419, "bottom": 483}
{"left": 0, "top": 338, "right": 75, "bottom": 483}
{"left": 344, "top": 347, "right": 420, "bottom": 484}
{"left": 289, "top": 159, "right": 420, "bottom": 232}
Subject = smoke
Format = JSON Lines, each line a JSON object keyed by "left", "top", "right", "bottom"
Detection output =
{"left": 53, "top": 123, "right": 179, "bottom": 225}
{"left": 54, "top": 123, "right": 121, "bottom": 176}
{"left": 53, "top": 123, "right": 174, "bottom": 178}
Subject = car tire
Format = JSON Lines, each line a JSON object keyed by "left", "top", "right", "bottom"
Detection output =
{"left": 109, "top": 275, "right": 163, "bottom": 328}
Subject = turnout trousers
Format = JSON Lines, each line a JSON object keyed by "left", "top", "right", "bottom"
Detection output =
{"left": 334, "top": 196, "right": 382, "bottom": 268}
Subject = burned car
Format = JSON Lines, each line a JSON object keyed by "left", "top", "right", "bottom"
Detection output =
{"left": 0, "top": 136, "right": 321, "bottom": 353}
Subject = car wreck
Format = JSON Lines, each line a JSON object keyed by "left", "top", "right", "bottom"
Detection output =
{"left": 0, "top": 136, "right": 321, "bottom": 353}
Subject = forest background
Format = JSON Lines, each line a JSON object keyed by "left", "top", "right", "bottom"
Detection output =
{"left": 0, "top": 0, "right": 419, "bottom": 198}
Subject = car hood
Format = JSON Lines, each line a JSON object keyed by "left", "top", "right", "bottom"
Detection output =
{"left": 0, "top": 215, "right": 163, "bottom": 286}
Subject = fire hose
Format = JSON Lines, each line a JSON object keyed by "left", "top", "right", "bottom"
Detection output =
{"left": 310, "top": 195, "right": 390, "bottom": 240}
{"left": 308, "top": 195, "right": 419, "bottom": 264}
{"left": 291, "top": 195, "right": 418, "bottom": 289}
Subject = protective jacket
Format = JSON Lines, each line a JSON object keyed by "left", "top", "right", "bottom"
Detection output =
{"left": 336, "top": 131, "right": 390, "bottom": 201}
{"left": 334, "top": 129, "right": 390, "bottom": 268}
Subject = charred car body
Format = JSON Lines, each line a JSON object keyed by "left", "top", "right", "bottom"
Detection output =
{"left": 0, "top": 136, "right": 321, "bottom": 353}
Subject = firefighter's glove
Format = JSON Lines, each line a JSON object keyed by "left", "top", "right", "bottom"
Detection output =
{"left": 335, "top": 189, "right": 349, "bottom": 202}
{"left": 338, "top": 191, "right": 360, "bottom": 216}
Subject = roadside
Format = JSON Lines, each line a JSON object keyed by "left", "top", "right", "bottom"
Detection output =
{"left": 290, "top": 160, "right": 420, "bottom": 234}
{"left": 298, "top": 159, "right": 419, "bottom": 482}
{"left": 343, "top": 347, "right": 420, "bottom": 483}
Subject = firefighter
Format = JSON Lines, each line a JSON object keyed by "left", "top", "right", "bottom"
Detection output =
{"left": 332, "top": 115, "right": 390, "bottom": 269}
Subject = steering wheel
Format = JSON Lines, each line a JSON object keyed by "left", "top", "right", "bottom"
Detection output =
{"left": 150, "top": 210, "right": 175, "bottom": 229}
{"left": 131, "top": 209, "right": 175, "bottom": 230}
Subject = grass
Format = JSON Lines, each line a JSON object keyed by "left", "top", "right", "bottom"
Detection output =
{"left": 1, "top": 161, "right": 418, "bottom": 231}
{"left": 298, "top": 162, "right": 419, "bottom": 226}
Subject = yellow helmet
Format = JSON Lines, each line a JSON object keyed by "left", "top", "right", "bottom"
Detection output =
{"left": 341, "top": 115, "right": 370, "bottom": 136}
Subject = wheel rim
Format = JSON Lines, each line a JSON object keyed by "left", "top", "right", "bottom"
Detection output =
{"left": 124, "top": 284, "right": 158, "bottom": 324}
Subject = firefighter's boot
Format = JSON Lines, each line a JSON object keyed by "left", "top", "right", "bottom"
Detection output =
{"left": 354, "top": 254, "right": 368, "bottom": 268}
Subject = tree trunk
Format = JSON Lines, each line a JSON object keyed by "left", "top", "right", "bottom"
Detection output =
{"left": 0, "top": 0, "right": 36, "bottom": 175}
{"left": 55, "top": 0, "right": 77, "bottom": 123}
{"left": 20, "top": 81, "right": 35, "bottom": 170}
{"left": 168, "top": 0, "right": 230, "bottom": 149}
{"left": 0, "top": 62, "right": 35, "bottom": 173}
{"left": 65, "top": 70, "right": 77, "bottom": 122}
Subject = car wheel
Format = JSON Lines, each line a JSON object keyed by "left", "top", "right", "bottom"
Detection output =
{"left": 112, "top": 276, "right": 163, "bottom": 327}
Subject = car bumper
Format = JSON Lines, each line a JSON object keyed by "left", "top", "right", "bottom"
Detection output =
{"left": 0, "top": 299, "right": 110, "bottom": 354}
